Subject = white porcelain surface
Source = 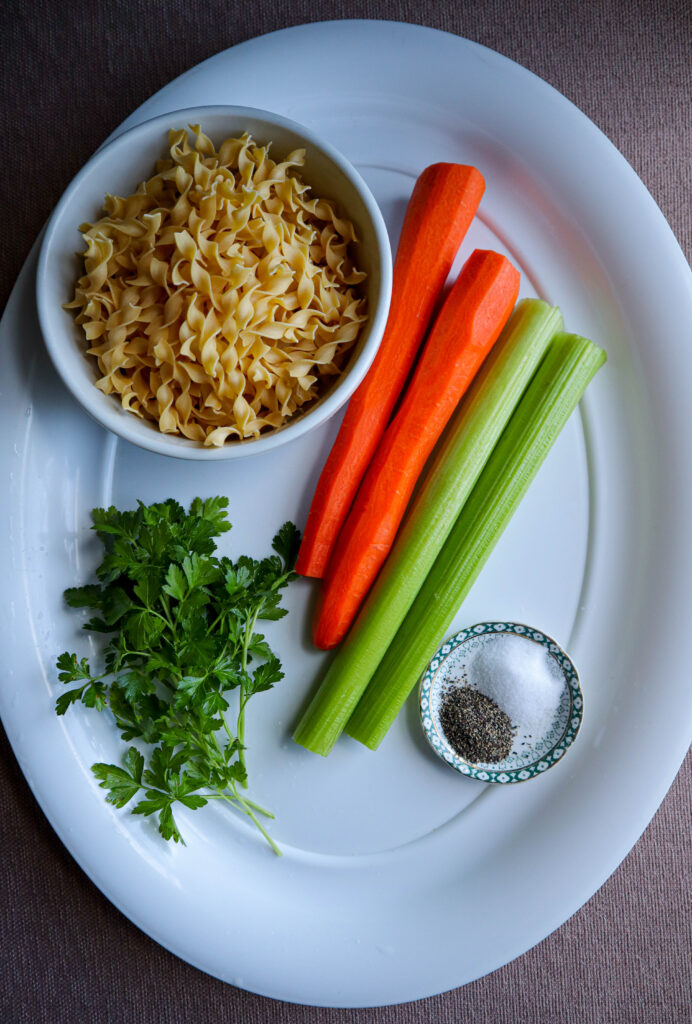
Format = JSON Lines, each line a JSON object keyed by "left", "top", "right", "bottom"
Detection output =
{"left": 1, "top": 20, "right": 691, "bottom": 1008}
{"left": 36, "top": 104, "right": 392, "bottom": 459}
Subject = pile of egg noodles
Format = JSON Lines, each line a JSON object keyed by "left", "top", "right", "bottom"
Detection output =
{"left": 66, "top": 125, "right": 368, "bottom": 444}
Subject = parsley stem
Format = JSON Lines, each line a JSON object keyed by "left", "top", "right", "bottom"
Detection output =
{"left": 243, "top": 808, "right": 281, "bottom": 856}
{"left": 225, "top": 790, "right": 281, "bottom": 856}
{"left": 207, "top": 609, "right": 226, "bottom": 635}
{"left": 159, "top": 592, "right": 176, "bottom": 631}
{"left": 220, "top": 711, "right": 236, "bottom": 748}
{"left": 208, "top": 788, "right": 280, "bottom": 854}
{"left": 237, "top": 702, "right": 247, "bottom": 785}
{"left": 238, "top": 795, "right": 274, "bottom": 819}
{"left": 237, "top": 606, "right": 260, "bottom": 787}
{"left": 208, "top": 790, "right": 274, "bottom": 819}
{"left": 137, "top": 604, "right": 173, "bottom": 632}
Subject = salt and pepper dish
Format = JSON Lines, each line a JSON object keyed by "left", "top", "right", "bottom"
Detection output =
{"left": 419, "top": 622, "right": 583, "bottom": 783}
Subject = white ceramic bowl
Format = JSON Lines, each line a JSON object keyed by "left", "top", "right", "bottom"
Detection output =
{"left": 36, "top": 105, "right": 392, "bottom": 460}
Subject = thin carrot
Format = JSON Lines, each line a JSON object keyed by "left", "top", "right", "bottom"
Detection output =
{"left": 312, "top": 249, "right": 520, "bottom": 650}
{"left": 295, "top": 163, "right": 485, "bottom": 579}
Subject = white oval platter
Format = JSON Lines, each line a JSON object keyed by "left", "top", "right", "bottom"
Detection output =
{"left": 1, "top": 20, "right": 691, "bottom": 1007}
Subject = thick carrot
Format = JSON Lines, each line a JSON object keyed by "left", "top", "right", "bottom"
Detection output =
{"left": 312, "top": 249, "right": 520, "bottom": 650}
{"left": 295, "top": 163, "right": 485, "bottom": 579}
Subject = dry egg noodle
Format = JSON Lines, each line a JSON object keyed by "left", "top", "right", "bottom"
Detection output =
{"left": 65, "top": 126, "right": 368, "bottom": 445}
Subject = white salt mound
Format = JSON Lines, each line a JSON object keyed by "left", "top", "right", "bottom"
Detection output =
{"left": 468, "top": 635, "right": 564, "bottom": 737}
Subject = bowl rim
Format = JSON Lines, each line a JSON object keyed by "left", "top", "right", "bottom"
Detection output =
{"left": 419, "top": 620, "right": 584, "bottom": 783}
{"left": 36, "top": 103, "right": 392, "bottom": 461}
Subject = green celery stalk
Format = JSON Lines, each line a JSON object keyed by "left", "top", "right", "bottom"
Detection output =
{"left": 293, "top": 299, "right": 564, "bottom": 756}
{"left": 345, "top": 331, "right": 606, "bottom": 750}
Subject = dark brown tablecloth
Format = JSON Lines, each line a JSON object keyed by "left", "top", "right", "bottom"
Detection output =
{"left": 1, "top": 2, "right": 690, "bottom": 1020}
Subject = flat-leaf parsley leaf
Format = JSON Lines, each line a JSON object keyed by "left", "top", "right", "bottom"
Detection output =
{"left": 56, "top": 497, "right": 300, "bottom": 853}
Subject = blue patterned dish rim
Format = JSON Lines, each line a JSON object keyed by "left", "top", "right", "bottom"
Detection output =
{"left": 419, "top": 622, "right": 583, "bottom": 783}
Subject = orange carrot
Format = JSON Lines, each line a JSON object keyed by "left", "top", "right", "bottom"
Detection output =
{"left": 295, "top": 163, "right": 485, "bottom": 579}
{"left": 312, "top": 249, "right": 520, "bottom": 650}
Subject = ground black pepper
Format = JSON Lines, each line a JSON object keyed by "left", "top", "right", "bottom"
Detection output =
{"left": 439, "top": 685, "right": 515, "bottom": 763}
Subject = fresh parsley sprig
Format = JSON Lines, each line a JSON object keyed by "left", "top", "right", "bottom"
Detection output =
{"left": 56, "top": 497, "right": 300, "bottom": 852}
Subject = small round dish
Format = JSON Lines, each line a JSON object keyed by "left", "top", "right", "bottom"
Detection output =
{"left": 419, "top": 622, "right": 583, "bottom": 783}
{"left": 36, "top": 104, "right": 392, "bottom": 461}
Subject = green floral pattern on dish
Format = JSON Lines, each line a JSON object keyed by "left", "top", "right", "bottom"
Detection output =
{"left": 419, "top": 622, "right": 583, "bottom": 783}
